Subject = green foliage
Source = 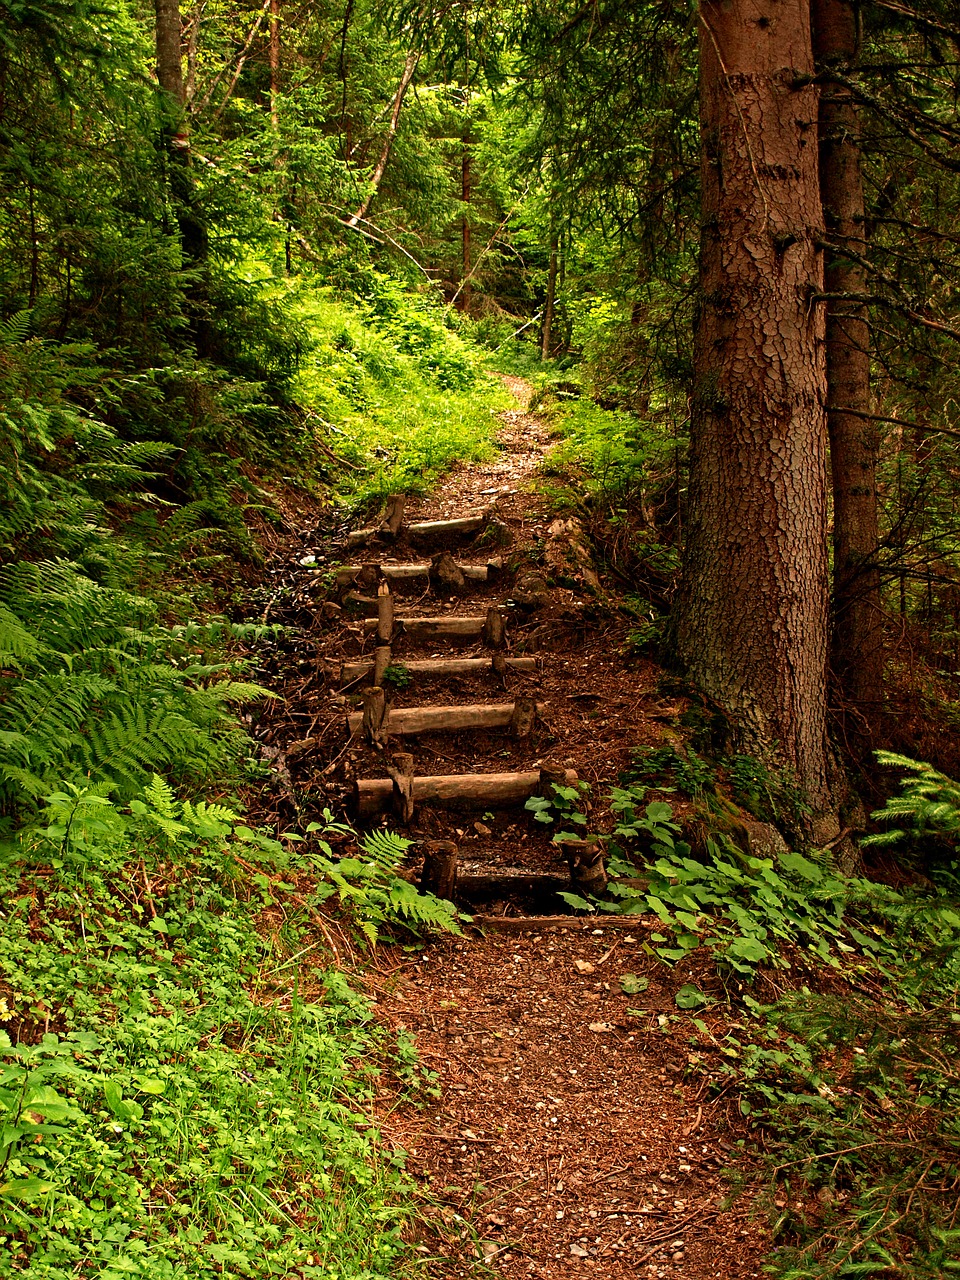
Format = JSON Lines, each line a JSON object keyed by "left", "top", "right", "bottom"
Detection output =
{"left": 307, "top": 819, "right": 462, "bottom": 946}
{"left": 864, "top": 751, "right": 960, "bottom": 851}
{"left": 539, "top": 393, "right": 684, "bottom": 505}
{"left": 708, "top": 979, "right": 960, "bottom": 1278}
{"left": 0, "top": 561, "right": 270, "bottom": 825}
{"left": 630, "top": 742, "right": 716, "bottom": 798}
{"left": 0, "top": 782, "right": 426, "bottom": 1279}
{"left": 291, "top": 277, "right": 508, "bottom": 507}
{"left": 381, "top": 663, "right": 413, "bottom": 690}
{"left": 524, "top": 780, "right": 592, "bottom": 842}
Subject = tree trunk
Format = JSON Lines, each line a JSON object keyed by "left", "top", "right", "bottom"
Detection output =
{"left": 347, "top": 50, "right": 420, "bottom": 227}
{"left": 541, "top": 230, "right": 558, "bottom": 360}
{"left": 812, "top": 0, "right": 883, "bottom": 721}
{"left": 460, "top": 108, "right": 472, "bottom": 312}
{"left": 153, "top": 0, "right": 209, "bottom": 350}
{"left": 269, "top": 0, "right": 280, "bottom": 131}
{"left": 676, "top": 0, "right": 830, "bottom": 809}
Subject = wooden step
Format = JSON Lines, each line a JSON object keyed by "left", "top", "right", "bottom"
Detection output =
{"left": 334, "top": 558, "right": 501, "bottom": 586}
{"left": 361, "top": 606, "right": 505, "bottom": 643}
{"left": 355, "top": 767, "right": 577, "bottom": 816}
{"left": 337, "top": 655, "right": 537, "bottom": 683}
{"left": 345, "top": 512, "right": 489, "bottom": 550}
{"left": 345, "top": 700, "right": 548, "bottom": 738}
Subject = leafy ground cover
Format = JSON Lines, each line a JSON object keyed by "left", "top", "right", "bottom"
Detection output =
{"left": 291, "top": 273, "right": 510, "bottom": 509}
{"left": 573, "top": 755, "right": 960, "bottom": 1279}
{"left": 0, "top": 780, "right": 458, "bottom": 1279}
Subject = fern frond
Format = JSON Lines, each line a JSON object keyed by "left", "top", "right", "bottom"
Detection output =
{"left": 360, "top": 828, "right": 413, "bottom": 873}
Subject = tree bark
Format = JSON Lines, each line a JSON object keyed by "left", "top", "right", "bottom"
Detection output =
{"left": 347, "top": 50, "right": 420, "bottom": 227}
{"left": 460, "top": 106, "right": 472, "bottom": 312}
{"left": 812, "top": 0, "right": 883, "bottom": 720}
{"left": 269, "top": 0, "right": 280, "bottom": 131}
{"left": 676, "top": 0, "right": 830, "bottom": 809}
{"left": 153, "top": 0, "right": 209, "bottom": 349}
{"left": 541, "top": 229, "right": 559, "bottom": 360}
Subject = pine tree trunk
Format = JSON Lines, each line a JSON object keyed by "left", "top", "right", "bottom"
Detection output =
{"left": 676, "top": 0, "right": 830, "bottom": 809}
{"left": 460, "top": 113, "right": 472, "bottom": 312}
{"left": 812, "top": 0, "right": 883, "bottom": 721}
{"left": 269, "top": 0, "right": 280, "bottom": 131}
{"left": 541, "top": 230, "right": 558, "bottom": 361}
{"left": 153, "top": 0, "right": 209, "bottom": 349}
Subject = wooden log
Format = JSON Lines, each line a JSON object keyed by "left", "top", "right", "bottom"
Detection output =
{"left": 344, "top": 515, "right": 487, "bottom": 549}
{"left": 346, "top": 701, "right": 549, "bottom": 738}
{"left": 357, "top": 562, "right": 380, "bottom": 591}
{"left": 407, "top": 513, "right": 488, "bottom": 545}
{"left": 454, "top": 872, "right": 571, "bottom": 899}
{"left": 354, "top": 768, "right": 578, "bottom": 816}
{"left": 337, "top": 655, "right": 538, "bottom": 683}
{"left": 342, "top": 590, "right": 378, "bottom": 616}
{"left": 510, "top": 696, "right": 538, "bottom": 738}
{"left": 373, "top": 645, "right": 392, "bottom": 686}
{"left": 379, "top": 493, "right": 406, "bottom": 539}
{"left": 361, "top": 686, "right": 388, "bottom": 746}
{"left": 482, "top": 606, "right": 506, "bottom": 649}
{"left": 362, "top": 615, "right": 486, "bottom": 639}
{"left": 420, "top": 839, "right": 458, "bottom": 900}
{"left": 387, "top": 751, "right": 415, "bottom": 824}
{"left": 559, "top": 838, "right": 608, "bottom": 898}
{"left": 538, "top": 761, "right": 571, "bottom": 795}
{"left": 430, "top": 552, "right": 466, "bottom": 593}
{"left": 335, "top": 561, "right": 495, "bottom": 586}
{"left": 376, "top": 582, "right": 394, "bottom": 644}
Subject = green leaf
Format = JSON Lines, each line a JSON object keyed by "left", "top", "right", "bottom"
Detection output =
{"left": 675, "top": 984, "right": 707, "bottom": 1009}
{"left": 0, "top": 1176, "right": 54, "bottom": 1200}
{"left": 619, "top": 973, "right": 649, "bottom": 995}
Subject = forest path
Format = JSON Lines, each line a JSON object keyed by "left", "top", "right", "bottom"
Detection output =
{"left": 258, "top": 379, "right": 769, "bottom": 1278}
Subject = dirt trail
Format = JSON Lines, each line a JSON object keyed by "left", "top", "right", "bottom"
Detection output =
{"left": 255, "top": 382, "right": 769, "bottom": 1277}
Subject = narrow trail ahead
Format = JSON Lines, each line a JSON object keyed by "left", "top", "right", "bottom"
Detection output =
{"left": 257, "top": 382, "right": 769, "bottom": 1278}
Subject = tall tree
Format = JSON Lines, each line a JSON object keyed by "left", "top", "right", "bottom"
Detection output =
{"left": 154, "top": 0, "right": 209, "bottom": 351}
{"left": 676, "top": 0, "right": 831, "bottom": 811}
{"left": 813, "top": 0, "right": 883, "bottom": 726}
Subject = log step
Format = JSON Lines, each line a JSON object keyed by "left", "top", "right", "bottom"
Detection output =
{"left": 337, "top": 655, "right": 537, "bottom": 683}
{"left": 355, "top": 767, "right": 578, "bottom": 816}
{"left": 345, "top": 700, "right": 548, "bottom": 738}
{"left": 334, "top": 558, "right": 501, "bottom": 586}
{"left": 454, "top": 872, "right": 571, "bottom": 900}
{"left": 362, "top": 614, "right": 486, "bottom": 638}
{"left": 345, "top": 512, "right": 489, "bottom": 549}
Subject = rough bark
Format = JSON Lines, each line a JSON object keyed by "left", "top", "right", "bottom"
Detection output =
{"left": 420, "top": 841, "right": 458, "bottom": 900}
{"left": 676, "top": 0, "right": 831, "bottom": 808}
{"left": 355, "top": 769, "right": 578, "bottom": 816}
{"left": 153, "top": 0, "right": 209, "bottom": 346}
{"left": 812, "top": 0, "right": 883, "bottom": 718}
{"left": 541, "top": 231, "right": 559, "bottom": 360}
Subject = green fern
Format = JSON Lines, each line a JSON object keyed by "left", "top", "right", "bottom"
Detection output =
{"left": 360, "top": 827, "right": 413, "bottom": 872}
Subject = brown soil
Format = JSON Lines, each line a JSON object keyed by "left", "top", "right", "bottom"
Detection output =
{"left": 372, "top": 920, "right": 769, "bottom": 1279}
{"left": 247, "top": 381, "right": 771, "bottom": 1277}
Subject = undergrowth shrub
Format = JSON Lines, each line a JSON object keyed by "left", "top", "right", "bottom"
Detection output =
{"left": 0, "top": 778, "right": 455, "bottom": 1278}
{"left": 291, "top": 277, "right": 508, "bottom": 506}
